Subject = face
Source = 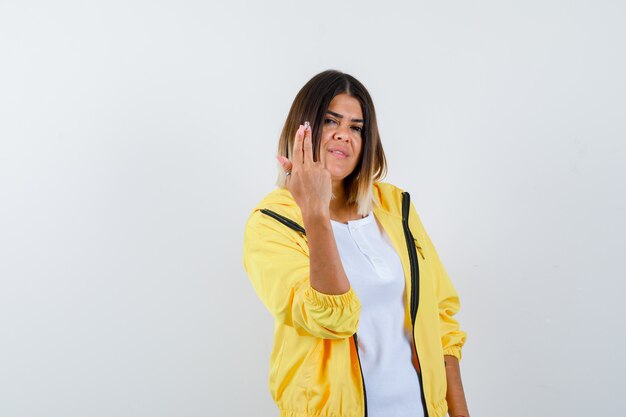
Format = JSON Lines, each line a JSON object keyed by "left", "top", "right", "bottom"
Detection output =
{"left": 318, "top": 93, "right": 364, "bottom": 182}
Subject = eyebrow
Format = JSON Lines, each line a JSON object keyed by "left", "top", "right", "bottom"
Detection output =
{"left": 326, "top": 110, "right": 364, "bottom": 124}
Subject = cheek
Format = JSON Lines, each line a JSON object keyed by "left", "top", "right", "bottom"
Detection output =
{"left": 318, "top": 136, "right": 331, "bottom": 154}
{"left": 319, "top": 132, "right": 332, "bottom": 146}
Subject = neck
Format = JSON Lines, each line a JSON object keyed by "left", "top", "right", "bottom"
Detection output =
{"left": 330, "top": 179, "right": 346, "bottom": 207}
{"left": 330, "top": 179, "right": 360, "bottom": 220}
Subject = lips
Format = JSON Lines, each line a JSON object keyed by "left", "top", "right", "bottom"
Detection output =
{"left": 328, "top": 147, "right": 349, "bottom": 158}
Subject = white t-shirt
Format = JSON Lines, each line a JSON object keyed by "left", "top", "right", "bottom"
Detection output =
{"left": 331, "top": 211, "right": 424, "bottom": 417}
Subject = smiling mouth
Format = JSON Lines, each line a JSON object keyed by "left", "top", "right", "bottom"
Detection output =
{"left": 328, "top": 150, "right": 348, "bottom": 159}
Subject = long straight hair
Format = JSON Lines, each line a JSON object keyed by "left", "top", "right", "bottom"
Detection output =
{"left": 276, "top": 69, "right": 388, "bottom": 216}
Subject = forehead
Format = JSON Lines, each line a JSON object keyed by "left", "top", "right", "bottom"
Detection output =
{"left": 327, "top": 94, "right": 363, "bottom": 118}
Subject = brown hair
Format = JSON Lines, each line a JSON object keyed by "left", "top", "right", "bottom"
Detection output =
{"left": 276, "top": 69, "right": 388, "bottom": 216}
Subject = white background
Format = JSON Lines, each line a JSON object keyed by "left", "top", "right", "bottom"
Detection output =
{"left": 1, "top": 1, "right": 624, "bottom": 416}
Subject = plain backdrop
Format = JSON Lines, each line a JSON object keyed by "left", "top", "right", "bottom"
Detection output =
{"left": 1, "top": 1, "right": 625, "bottom": 416}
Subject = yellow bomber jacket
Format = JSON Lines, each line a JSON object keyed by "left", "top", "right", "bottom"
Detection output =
{"left": 242, "top": 181, "right": 467, "bottom": 417}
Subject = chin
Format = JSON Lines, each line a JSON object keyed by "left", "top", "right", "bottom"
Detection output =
{"left": 327, "top": 166, "right": 350, "bottom": 178}
{"left": 323, "top": 157, "right": 355, "bottom": 179}
{"left": 330, "top": 170, "right": 356, "bottom": 183}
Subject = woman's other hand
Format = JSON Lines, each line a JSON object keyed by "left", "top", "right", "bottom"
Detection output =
{"left": 276, "top": 122, "right": 332, "bottom": 221}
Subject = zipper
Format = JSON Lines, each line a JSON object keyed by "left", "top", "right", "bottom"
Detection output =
{"left": 353, "top": 333, "right": 368, "bottom": 417}
{"left": 401, "top": 192, "right": 430, "bottom": 417}
{"left": 259, "top": 209, "right": 307, "bottom": 235}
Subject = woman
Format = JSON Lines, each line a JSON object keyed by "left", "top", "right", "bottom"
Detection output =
{"left": 242, "top": 70, "right": 469, "bottom": 417}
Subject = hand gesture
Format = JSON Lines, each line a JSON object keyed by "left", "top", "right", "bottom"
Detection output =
{"left": 276, "top": 121, "right": 332, "bottom": 220}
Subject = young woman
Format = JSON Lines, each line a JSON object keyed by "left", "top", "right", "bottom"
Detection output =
{"left": 242, "top": 69, "right": 470, "bottom": 417}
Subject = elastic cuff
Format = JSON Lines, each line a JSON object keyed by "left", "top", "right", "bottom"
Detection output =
{"left": 443, "top": 345, "right": 463, "bottom": 361}
{"left": 304, "top": 285, "right": 359, "bottom": 309}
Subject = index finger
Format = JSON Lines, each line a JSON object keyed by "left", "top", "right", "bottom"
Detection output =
{"left": 292, "top": 124, "right": 305, "bottom": 167}
{"left": 302, "top": 121, "right": 314, "bottom": 166}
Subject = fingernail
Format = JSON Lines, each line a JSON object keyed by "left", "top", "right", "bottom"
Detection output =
{"left": 297, "top": 125, "right": 304, "bottom": 135}
{"left": 304, "top": 121, "right": 310, "bottom": 131}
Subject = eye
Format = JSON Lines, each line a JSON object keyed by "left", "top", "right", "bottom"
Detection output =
{"left": 324, "top": 118, "right": 336, "bottom": 125}
{"left": 352, "top": 126, "right": 363, "bottom": 133}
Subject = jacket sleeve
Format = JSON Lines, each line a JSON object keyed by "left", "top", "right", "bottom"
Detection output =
{"left": 242, "top": 210, "right": 361, "bottom": 339}
{"left": 410, "top": 202, "right": 467, "bottom": 360}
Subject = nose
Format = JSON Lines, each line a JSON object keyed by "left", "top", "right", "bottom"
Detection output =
{"left": 334, "top": 125, "right": 352, "bottom": 142}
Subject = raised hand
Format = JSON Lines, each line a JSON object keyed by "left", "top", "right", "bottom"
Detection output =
{"left": 276, "top": 121, "right": 332, "bottom": 221}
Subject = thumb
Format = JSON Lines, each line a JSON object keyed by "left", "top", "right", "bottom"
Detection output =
{"left": 276, "top": 155, "right": 293, "bottom": 172}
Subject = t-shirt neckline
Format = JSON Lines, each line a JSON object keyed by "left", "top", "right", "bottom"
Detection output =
{"left": 330, "top": 211, "right": 374, "bottom": 227}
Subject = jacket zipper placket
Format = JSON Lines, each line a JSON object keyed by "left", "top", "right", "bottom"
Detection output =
{"left": 353, "top": 333, "right": 368, "bottom": 417}
{"left": 402, "top": 192, "right": 430, "bottom": 417}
